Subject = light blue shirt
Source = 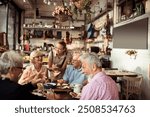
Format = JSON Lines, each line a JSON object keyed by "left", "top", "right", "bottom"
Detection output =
{"left": 63, "top": 65, "right": 87, "bottom": 85}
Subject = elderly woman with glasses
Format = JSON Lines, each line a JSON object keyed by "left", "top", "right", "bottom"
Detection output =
{"left": 18, "top": 50, "right": 48, "bottom": 85}
{"left": 0, "top": 50, "right": 46, "bottom": 99}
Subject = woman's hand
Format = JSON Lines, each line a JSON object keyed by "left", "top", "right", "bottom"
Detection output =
{"left": 18, "top": 74, "right": 37, "bottom": 85}
{"left": 53, "top": 70, "right": 61, "bottom": 77}
{"left": 31, "top": 76, "right": 43, "bottom": 86}
{"left": 52, "top": 64, "right": 61, "bottom": 71}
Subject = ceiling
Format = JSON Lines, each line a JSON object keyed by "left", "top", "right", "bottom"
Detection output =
{"left": 12, "top": 0, "right": 99, "bottom": 20}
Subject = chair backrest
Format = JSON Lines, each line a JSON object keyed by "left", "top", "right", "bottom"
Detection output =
{"left": 122, "top": 75, "right": 143, "bottom": 94}
{"left": 105, "top": 68, "right": 118, "bottom": 70}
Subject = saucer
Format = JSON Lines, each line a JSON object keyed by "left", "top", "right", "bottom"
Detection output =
{"left": 44, "top": 83, "right": 56, "bottom": 89}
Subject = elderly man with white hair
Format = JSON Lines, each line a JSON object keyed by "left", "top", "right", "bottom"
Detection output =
{"left": 62, "top": 51, "right": 87, "bottom": 85}
{"left": 79, "top": 53, "right": 119, "bottom": 100}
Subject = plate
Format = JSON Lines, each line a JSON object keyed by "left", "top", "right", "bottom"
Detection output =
{"left": 32, "top": 92, "right": 43, "bottom": 97}
{"left": 62, "top": 83, "right": 68, "bottom": 86}
{"left": 44, "top": 83, "right": 56, "bottom": 89}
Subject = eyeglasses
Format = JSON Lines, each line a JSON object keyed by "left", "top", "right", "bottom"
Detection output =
{"left": 55, "top": 47, "right": 64, "bottom": 51}
{"left": 72, "top": 59, "right": 80, "bottom": 63}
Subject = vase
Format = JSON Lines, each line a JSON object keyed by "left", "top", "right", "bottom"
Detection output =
{"left": 74, "top": 0, "right": 89, "bottom": 10}
{"left": 56, "top": 14, "right": 68, "bottom": 22}
{"left": 123, "top": 1, "right": 133, "bottom": 18}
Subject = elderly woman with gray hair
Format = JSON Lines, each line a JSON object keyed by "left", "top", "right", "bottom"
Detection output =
{"left": 0, "top": 50, "right": 46, "bottom": 99}
{"left": 78, "top": 53, "right": 119, "bottom": 100}
{"left": 18, "top": 50, "right": 48, "bottom": 85}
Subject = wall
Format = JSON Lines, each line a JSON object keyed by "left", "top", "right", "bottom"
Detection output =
{"left": 110, "top": 0, "right": 150, "bottom": 99}
{"left": 0, "top": 5, "right": 7, "bottom": 32}
{"left": 0, "top": 3, "right": 20, "bottom": 50}
{"left": 8, "top": 6, "right": 15, "bottom": 50}
{"left": 111, "top": 49, "right": 150, "bottom": 99}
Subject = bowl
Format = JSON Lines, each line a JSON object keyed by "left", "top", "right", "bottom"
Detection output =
{"left": 44, "top": 83, "right": 56, "bottom": 89}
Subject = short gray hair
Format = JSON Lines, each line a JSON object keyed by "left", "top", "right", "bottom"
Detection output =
{"left": 80, "top": 52, "right": 102, "bottom": 68}
{"left": 0, "top": 50, "right": 23, "bottom": 74}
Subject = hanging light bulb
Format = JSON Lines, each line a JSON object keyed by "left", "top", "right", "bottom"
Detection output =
{"left": 64, "top": 2, "right": 67, "bottom": 7}
{"left": 53, "top": 2, "right": 56, "bottom": 6}
{"left": 23, "top": 0, "right": 26, "bottom": 2}
{"left": 43, "top": 0, "right": 48, "bottom": 4}
{"left": 69, "top": 2, "right": 73, "bottom": 6}
{"left": 47, "top": 1, "right": 51, "bottom": 5}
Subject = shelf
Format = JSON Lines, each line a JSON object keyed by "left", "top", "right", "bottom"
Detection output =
{"left": 117, "top": 0, "right": 146, "bottom": 6}
{"left": 23, "top": 27, "right": 82, "bottom": 31}
{"left": 114, "top": 13, "right": 149, "bottom": 28}
{"left": 94, "top": 40, "right": 104, "bottom": 43}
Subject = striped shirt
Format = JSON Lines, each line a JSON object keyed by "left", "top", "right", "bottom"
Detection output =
{"left": 80, "top": 72, "right": 119, "bottom": 100}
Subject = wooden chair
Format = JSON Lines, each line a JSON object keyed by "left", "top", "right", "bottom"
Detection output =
{"left": 105, "top": 68, "right": 118, "bottom": 82}
{"left": 121, "top": 75, "right": 143, "bottom": 100}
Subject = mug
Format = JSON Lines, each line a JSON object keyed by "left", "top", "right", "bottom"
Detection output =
{"left": 73, "top": 84, "right": 82, "bottom": 94}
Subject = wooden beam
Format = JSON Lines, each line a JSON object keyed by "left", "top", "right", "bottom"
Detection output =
{"left": 27, "top": 0, "right": 35, "bottom": 9}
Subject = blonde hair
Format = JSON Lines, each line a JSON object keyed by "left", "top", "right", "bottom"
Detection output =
{"left": 30, "top": 50, "right": 43, "bottom": 63}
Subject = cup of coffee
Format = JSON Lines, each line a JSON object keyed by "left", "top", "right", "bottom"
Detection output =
{"left": 73, "top": 84, "right": 82, "bottom": 94}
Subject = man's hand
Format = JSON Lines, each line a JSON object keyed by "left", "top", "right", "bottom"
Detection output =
{"left": 69, "top": 92, "right": 78, "bottom": 98}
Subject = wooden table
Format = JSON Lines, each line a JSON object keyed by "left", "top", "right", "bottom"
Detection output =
{"left": 47, "top": 87, "right": 73, "bottom": 100}
{"left": 51, "top": 87, "right": 72, "bottom": 93}
{"left": 105, "top": 70, "right": 138, "bottom": 77}
{"left": 32, "top": 85, "right": 73, "bottom": 100}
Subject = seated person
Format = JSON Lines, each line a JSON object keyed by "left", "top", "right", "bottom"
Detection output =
{"left": 0, "top": 50, "right": 46, "bottom": 100}
{"left": 63, "top": 52, "right": 87, "bottom": 85}
{"left": 18, "top": 50, "right": 48, "bottom": 85}
{"left": 71, "top": 53, "right": 119, "bottom": 100}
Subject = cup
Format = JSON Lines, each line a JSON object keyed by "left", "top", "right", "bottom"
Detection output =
{"left": 73, "top": 84, "right": 82, "bottom": 94}
{"left": 37, "top": 83, "right": 43, "bottom": 90}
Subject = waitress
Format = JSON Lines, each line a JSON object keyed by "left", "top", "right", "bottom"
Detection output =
{"left": 48, "top": 40, "right": 72, "bottom": 81}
